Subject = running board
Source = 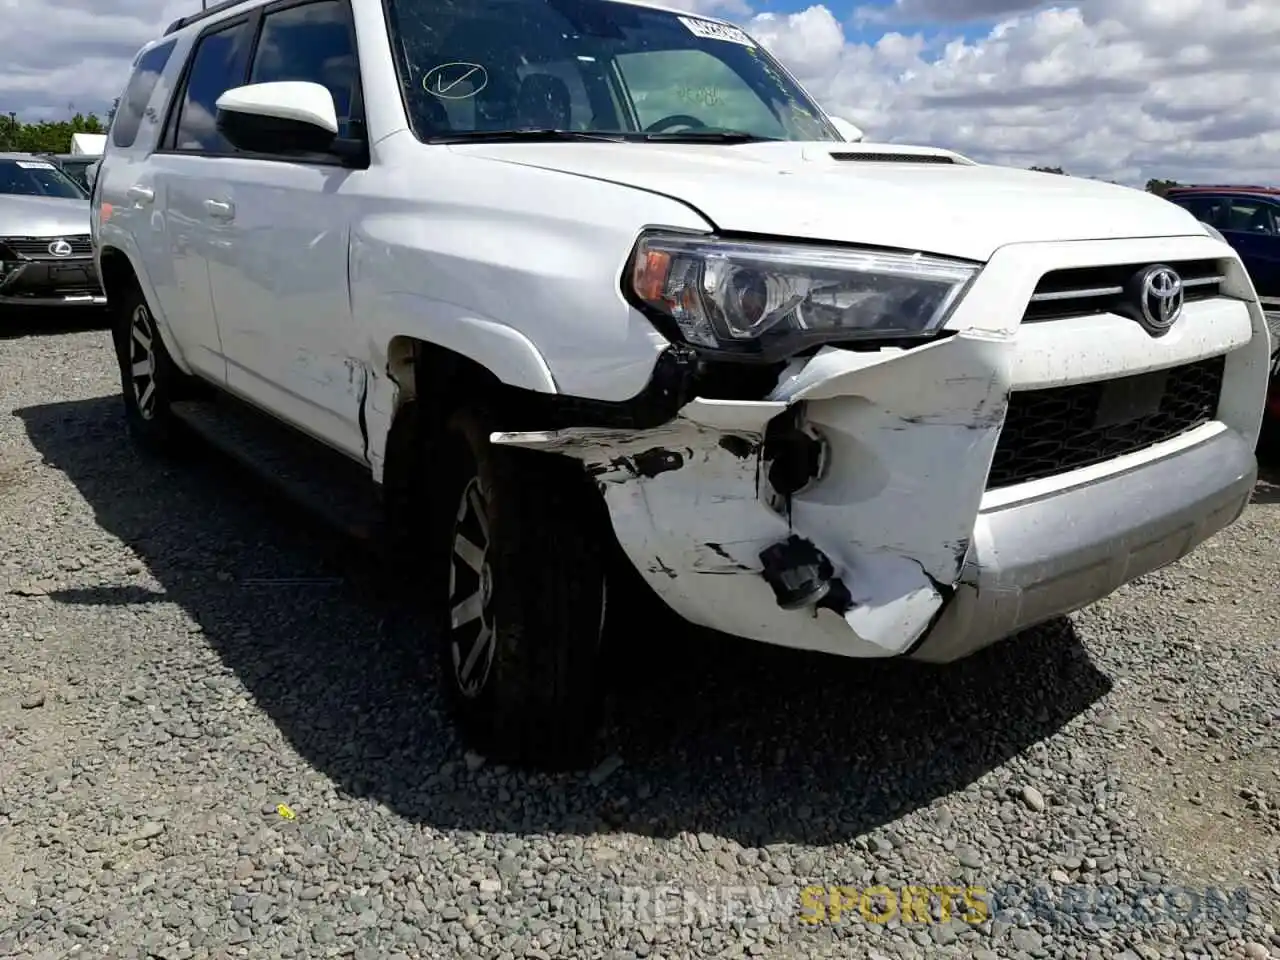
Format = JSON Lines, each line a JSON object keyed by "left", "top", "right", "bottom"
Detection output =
{"left": 169, "top": 397, "right": 384, "bottom": 546}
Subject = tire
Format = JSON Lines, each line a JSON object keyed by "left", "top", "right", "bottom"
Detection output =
{"left": 1258, "top": 360, "right": 1280, "bottom": 466}
{"left": 1259, "top": 411, "right": 1280, "bottom": 467}
{"left": 111, "top": 284, "right": 192, "bottom": 453}
{"left": 429, "top": 405, "right": 609, "bottom": 770}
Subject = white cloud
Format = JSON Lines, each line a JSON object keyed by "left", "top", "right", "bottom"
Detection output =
{"left": 0, "top": 0, "right": 191, "bottom": 119}
{"left": 742, "top": 0, "right": 1280, "bottom": 184}
{"left": 855, "top": 0, "right": 1051, "bottom": 24}
{"left": 1, "top": 0, "right": 1277, "bottom": 185}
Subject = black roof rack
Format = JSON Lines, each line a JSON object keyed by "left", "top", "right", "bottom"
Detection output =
{"left": 164, "top": 0, "right": 252, "bottom": 35}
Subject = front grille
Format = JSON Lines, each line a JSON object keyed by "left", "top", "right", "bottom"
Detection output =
{"left": 986, "top": 355, "right": 1225, "bottom": 490}
{"left": 1023, "top": 259, "right": 1226, "bottom": 322}
{"left": 0, "top": 236, "right": 93, "bottom": 259}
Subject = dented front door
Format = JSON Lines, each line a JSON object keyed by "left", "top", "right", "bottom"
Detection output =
{"left": 208, "top": 158, "right": 368, "bottom": 459}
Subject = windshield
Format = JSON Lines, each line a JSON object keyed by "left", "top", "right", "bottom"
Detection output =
{"left": 384, "top": 0, "right": 840, "bottom": 142}
{"left": 0, "top": 159, "right": 87, "bottom": 199}
{"left": 59, "top": 159, "right": 95, "bottom": 189}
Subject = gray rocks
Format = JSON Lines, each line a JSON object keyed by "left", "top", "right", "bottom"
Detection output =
{"left": 1019, "top": 785, "right": 1046, "bottom": 812}
{"left": 0, "top": 326, "right": 1277, "bottom": 959}
{"left": 1011, "top": 928, "right": 1044, "bottom": 952}
{"left": 18, "top": 691, "right": 45, "bottom": 709}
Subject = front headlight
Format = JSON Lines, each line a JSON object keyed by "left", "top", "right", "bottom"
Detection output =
{"left": 626, "top": 231, "right": 980, "bottom": 361}
{"left": 1201, "top": 222, "right": 1228, "bottom": 244}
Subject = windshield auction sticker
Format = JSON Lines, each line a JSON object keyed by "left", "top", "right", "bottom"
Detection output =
{"left": 16, "top": 161, "right": 56, "bottom": 169}
{"left": 423, "top": 62, "right": 488, "bottom": 100}
{"left": 678, "top": 16, "right": 755, "bottom": 46}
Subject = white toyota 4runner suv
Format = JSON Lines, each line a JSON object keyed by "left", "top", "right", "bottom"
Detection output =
{"left": 92, "top": 0, "right": 1270, "bottom": 769}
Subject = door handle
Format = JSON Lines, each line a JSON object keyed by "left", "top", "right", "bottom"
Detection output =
{"left": 203, "top": 199, "right": 235, "bottom": 220}
{"left": 126, "top": 185, "right": 154, "bottom": 205}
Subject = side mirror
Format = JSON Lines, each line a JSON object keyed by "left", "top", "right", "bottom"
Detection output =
{"left": 215, "top": 81, "right": 340, "bottom": 155}
{"left": 830, "top": 117, "right": 864, "bottom": 142}
{"left": 85, "top": 161, "right": 99, "bottom": 190}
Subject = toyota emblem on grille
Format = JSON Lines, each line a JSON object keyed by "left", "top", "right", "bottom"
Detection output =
{"left": 1125, "top": 263, "right": 1184, "bottom": 337}
{"left": 48, "top": 239, "right": 73, "bottom": 258}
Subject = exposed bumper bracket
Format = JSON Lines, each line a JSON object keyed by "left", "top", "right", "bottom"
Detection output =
{"left": 759, "top": 535, "right": 851, "bottom": 612}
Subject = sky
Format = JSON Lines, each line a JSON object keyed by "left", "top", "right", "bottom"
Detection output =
{"left": 1, "top": 0, "right": 1277, "bottom": 186}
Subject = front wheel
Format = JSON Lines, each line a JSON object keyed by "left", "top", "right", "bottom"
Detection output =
{"left": 430, "top": 406, "right": 609, "bottom": 770}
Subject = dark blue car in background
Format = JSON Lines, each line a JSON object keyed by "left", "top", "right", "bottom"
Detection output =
{"left": 1165, "top": 184, "right": 1280, "bottom": 442}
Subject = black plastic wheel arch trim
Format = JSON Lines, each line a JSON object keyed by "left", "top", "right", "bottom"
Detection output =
{"left": 498, "top": 343, "right": 704, "bottom": 433}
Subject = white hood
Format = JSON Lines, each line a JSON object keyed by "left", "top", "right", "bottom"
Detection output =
{"left": 449, "top": 140, "right": 1205, "bottom": 262}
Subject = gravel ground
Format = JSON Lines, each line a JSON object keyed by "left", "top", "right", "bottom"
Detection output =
{"left": 1, "top": 316, "right": 1278, "bottom": 960}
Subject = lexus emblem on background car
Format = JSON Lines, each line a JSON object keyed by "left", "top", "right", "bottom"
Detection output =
{"left": 1129, "top": 263, "right": 1184, "bottom": 336}
{"left": 48, "top": 239, "right": 73, "bottom": 258}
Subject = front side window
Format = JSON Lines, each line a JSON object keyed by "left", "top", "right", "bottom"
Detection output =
{"left": 384, "top": 0, "right": 837, "bottom": 142}
{"left": 1223, "top": 199, "right": 1276, "bottom": 235}
{"left": 0, "top": 159, "right": 87, "bottom": 199}
{"left": 112, "top": 40, "right": 177, "bottom": 148}
{"left": 171, "top": 19, "right": 254, "bottom": 153}
{"left": 249, "top": 0, "right": 361, "bottom": 139}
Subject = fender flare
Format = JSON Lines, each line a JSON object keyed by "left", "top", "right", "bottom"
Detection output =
{"left": 373, "top": 294, "right": 559, "bottom": 394}
{"left": 364, "top": 297, "right": 565, "bottom": 481}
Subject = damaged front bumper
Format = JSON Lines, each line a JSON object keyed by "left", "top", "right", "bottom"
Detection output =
{"left": 494, "top": 331, "right": 1256, "bottom": 663}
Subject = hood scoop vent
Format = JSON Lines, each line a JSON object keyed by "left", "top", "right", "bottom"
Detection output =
{"left": 828, "top": 151, "right": 957, "bottom": 164}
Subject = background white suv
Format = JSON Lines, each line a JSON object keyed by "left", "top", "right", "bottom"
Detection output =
{"left": 92, "top": 0, "right": 1271, "bottom": 769}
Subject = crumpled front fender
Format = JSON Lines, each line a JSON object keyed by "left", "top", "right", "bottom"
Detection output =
{"left": 492, "top": 332, "right": 1012, "bottom": 658}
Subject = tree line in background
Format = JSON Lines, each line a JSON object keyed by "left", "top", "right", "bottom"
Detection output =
{"left": 0, "top": 108, "right": 1190, "bottom": 194}
{"left": 0, "top": 100, "right": 118, "bottom": 154}
{"left": 1029, "top": 165, "right": 1184, "bottom": 196}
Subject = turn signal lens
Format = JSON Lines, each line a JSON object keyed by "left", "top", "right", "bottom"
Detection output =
{"left": 632, "top": 248, "right": 672, "bottom": 303}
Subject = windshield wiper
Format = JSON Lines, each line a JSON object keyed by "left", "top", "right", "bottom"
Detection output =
{"left": 429, "top": 128, "right": 782, "bottom": 146}
{"left": 640, "top": 131, "right": 781, "bottom": 143}
{"left": 429, "top": 129, "right": 627, "bottom": 144}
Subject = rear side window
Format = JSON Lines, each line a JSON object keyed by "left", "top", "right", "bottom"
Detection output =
{"left": 112, "top": 40, "right": 177, "bottom": 148}
{"left": 248, "top": 0, "right": 361, "bottom": 139}
{"left": 172, "top": 19, "right": 255, "bottom": 153}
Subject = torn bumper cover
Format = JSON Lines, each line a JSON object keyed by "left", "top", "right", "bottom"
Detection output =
{"left": 493, "top": 333, "right": 1256, "bottom": 662}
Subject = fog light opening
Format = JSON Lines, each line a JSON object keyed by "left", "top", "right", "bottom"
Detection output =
{"left": 762, "top": 406, "right": 829, "bottom": 514}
